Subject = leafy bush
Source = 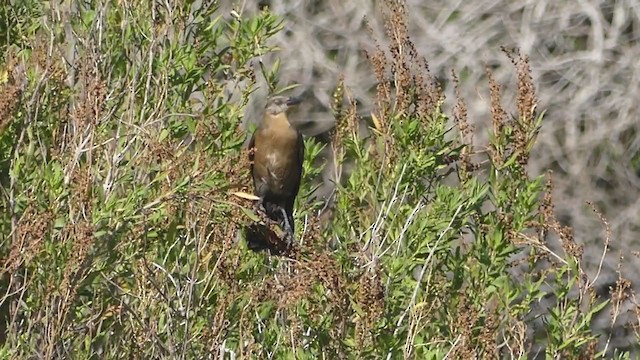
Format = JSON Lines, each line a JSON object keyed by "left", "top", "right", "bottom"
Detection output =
{"left": 0, "top": 0, "right": 633, "bottom": 359}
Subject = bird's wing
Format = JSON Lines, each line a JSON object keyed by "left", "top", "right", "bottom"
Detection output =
{"left": 294, "top": 132, "right": 304, "bottom": 194}
{"left": 297, "top": 132, "right": 304, "bottom": 170}
{"left": 248, "top": 132, "right": 256, "bottom": 186}
{"left": 248, "top": 133, "right": 256, "bottom": 161}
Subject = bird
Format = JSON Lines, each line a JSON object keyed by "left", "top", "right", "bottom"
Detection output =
{"left": 248, "top": 95, "right": 304, "bottom": 245}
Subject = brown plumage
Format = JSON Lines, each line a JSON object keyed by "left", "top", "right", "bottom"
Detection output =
{"left": 248, "top": 96, "right": 304, "bottom": 243}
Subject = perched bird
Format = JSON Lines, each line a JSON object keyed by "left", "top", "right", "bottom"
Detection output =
{"left": 248, "top": 95, "right": 304, "bottom": 244}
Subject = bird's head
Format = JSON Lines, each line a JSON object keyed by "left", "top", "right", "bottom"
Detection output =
{"left": 265, "top": 95, "right": 302, "bottom": 116}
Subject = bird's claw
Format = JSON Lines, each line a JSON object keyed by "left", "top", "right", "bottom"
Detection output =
{"left": 254, "top": 201, "right": 269, "bottom": 223}
{"left": 280, "top": 208, "right": 295, "bottom": 246}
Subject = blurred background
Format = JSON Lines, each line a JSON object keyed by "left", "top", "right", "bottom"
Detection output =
{"left": 231, "top": 0, "right": 639, "bottom": 347}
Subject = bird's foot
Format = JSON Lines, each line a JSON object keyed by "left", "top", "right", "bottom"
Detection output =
{"left": 254, "top": 201, "right": 270, "bottom": 223}
{"left": 280, "top": 208, "right": 295, "bottom": 247}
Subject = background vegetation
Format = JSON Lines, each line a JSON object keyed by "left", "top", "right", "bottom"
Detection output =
{"left": 239, "top": 0, "right": 640, "bottom": 354}
{"left": 0, "top": 0, "right": 637, "bottom": 359}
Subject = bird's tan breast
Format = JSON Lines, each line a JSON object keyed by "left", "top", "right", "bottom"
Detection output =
{"left": 254, "top": 126, "right": 298, "bottom": 170}
{"left": 252, "top": 122, "right": 301, "bottom": 195}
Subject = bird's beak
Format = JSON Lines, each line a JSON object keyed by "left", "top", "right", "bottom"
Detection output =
{"left": 286, "top": 96, "right": 302, "bottom": 106}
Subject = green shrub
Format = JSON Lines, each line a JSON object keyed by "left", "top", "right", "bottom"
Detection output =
{"left": 0, "top": 0, "right": 628, "bottom": 359}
